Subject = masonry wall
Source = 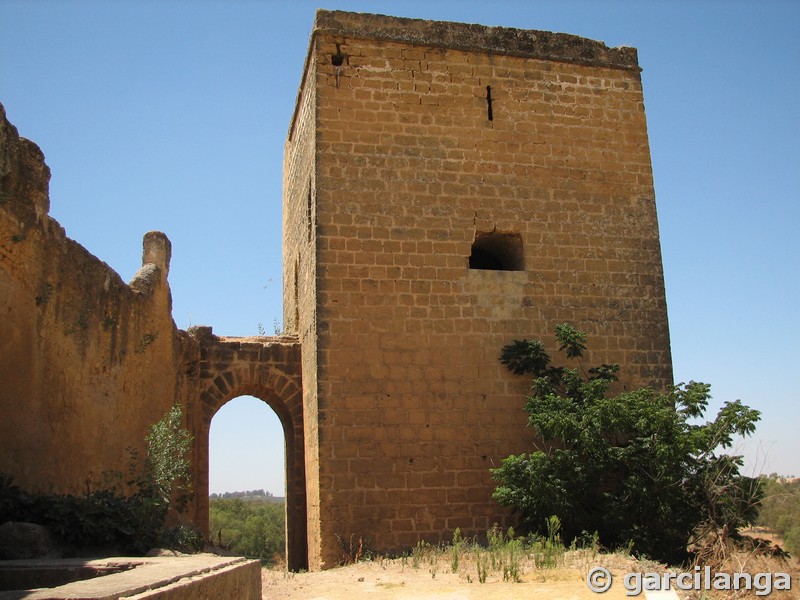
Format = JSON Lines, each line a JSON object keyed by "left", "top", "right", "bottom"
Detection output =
{"left": 187, "top": 330, "right": 307, "bottom": 570}
{"left": 1, "top": 104, "right": 307, "bottom": 571}
{"left": 284, "top": 11, "right": 672, "bottom": 568}
{"left": 0, "top": 103, "right": 192, "bottom": 495}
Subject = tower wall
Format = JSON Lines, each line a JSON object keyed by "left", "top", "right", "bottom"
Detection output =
{"left": 284, "top": 10, "right": 672, "bottom": 568}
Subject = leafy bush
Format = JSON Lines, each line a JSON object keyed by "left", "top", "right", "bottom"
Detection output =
{"left": 0, "top": 404, "right": 195, "bottom": 555}
{"left": 491, "top": 324, "right": 762, "bottom": 564}
{"left": 209, "top": 497, "right": 285, "bottom": 563}
{"left": 128, "top": 403, "right": 194, "bottom": 512}
{"left": 1, "top": 479, "right": 159, "bottom": 553}
{"left": 159, "top": 523, "right": 205, "bottom": 553}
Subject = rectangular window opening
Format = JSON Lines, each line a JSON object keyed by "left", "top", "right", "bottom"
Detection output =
{"left": 469, "top": 232, "right": 524, "bottom": 271}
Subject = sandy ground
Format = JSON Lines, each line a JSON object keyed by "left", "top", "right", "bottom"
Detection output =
{"left": 262, "top": 551, "right": 671, "bottom": 600}
{"left": 261, "top": 543, "right": 800, "bottom": 600}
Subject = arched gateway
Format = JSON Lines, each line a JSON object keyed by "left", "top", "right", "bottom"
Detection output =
{"left": 187, "top": 328, "right": 307, "bottom": 571}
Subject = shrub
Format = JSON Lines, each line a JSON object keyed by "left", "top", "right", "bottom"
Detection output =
{"left": 0, "top": 404, "right": 194, "bottom": 555}
{"left": 491, "top": 324, "right": 762, "bottom": 564}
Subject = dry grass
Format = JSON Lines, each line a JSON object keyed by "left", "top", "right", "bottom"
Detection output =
{"left": 263, "top": 528, "right": 799, "bottom": 600}
{"left": 681, "top": 529, "right": 799, "bottom": 599}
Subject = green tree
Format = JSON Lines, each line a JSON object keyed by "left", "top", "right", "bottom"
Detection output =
{"left": 136, "top": 403, "right": 194, "bottom": 510}
{"left": 209, "top": 498, "right": 285, "bottom": 563}
{"left": 127, "top": 403, "right": 196, "bottom": 551}
{"left": 491, "top": 324, "right": 762, "bottom": 564}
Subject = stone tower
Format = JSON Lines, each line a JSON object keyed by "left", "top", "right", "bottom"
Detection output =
{"left": 283, "top": 10, "right": 672, "bottom": 569}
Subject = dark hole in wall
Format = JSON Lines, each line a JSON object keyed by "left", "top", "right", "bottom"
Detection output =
{"left": 331, "top": 43, "right": 345, "bottom": 66}
{"left": 469, "top": 232, "right": 524, "bottom": 271}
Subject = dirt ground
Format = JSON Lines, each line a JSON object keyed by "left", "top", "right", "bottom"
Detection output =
{"left": 262, "top": 551, "right": 666, "bottom": 600}
{"left": 261, "top": 545, "right": 800, "bottom": 600}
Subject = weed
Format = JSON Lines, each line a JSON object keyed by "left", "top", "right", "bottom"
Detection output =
{"left": 529, "top": 515, "right": 566, "bottom": 569}
{"left": 570, "top": 530, "right": 601, "bottom": 575}
{"left": 160, "top": 523, "right": 204, "bottom": 552}
{"left": 476, "top": 549, "right": 489, "bottom": 583}
{"left": 505, "top": 537, "right": 524, "bottom": 582}
{"left": 411, "top": 539, "right": 432, "bottom": 569}
{"left": 136, "top": 332, "right": 157, "bottom": 352}
{"left": 486, "top": 524, "right": 505, "bottom": 569}
{"left": 451, "top": 527, "right": 462, "bottom": 573}
{"left": 619, "top": 539, "right": 635, "bottom": 558}
{"left": 398, "top": 523, "right": 574, "bottom": 585}
{"left": 273, "top": 318, "right": 285, "bottom": 335}
{"left": 35, "top": 282, "right": 53, "bottom": 306}
{"left": 336, "top": 532, "right": 366, "bottom": 565}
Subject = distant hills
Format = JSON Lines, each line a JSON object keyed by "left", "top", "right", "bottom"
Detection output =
{"left": 209, "top": 489, "right": 285, "bottom": 502}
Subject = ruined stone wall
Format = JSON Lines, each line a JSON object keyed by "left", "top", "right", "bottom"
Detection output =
{"left": 1, "top": 104, "right": 309, "bottom": 570}
{"left": 285, "top": 10, "right": 672, "bottom": 568}
{"left": 0, "top": 103, "right": 194, "bottom": 495}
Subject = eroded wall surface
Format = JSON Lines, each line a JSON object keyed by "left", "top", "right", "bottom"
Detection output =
{"left": 0, "top": 105, "right": 307, "bottom": 571}
{"left": 284, "top": 10, "right": 673, "bottom": 568}
{"left": 0, "top": 103, "right": 192, "bottom": 495}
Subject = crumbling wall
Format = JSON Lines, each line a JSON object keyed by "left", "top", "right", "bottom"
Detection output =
{"left": 1, "top": 102, "right": 308, "bottom": 571}
{"left": 0, "top": 102, "right": 195, "bottom": 495}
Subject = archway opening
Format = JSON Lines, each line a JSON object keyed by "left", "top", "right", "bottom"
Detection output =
{"left": 208, "top": 395, "right": 287, "bottom": 565}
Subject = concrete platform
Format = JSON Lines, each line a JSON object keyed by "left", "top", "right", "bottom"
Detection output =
{"left": 0, "top": 555, "right": 261, "bottom": 599}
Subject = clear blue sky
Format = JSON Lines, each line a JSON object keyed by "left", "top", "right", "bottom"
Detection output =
{"left": 2, "top": 1, "right": 798, "bottom": 496}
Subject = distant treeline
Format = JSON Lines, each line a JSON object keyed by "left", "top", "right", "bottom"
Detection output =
{"left": 758, "top": 475, "right": 800, "bottom": 556}
{"left": 209, "top": 489, "right": 279, "bottom": 500}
